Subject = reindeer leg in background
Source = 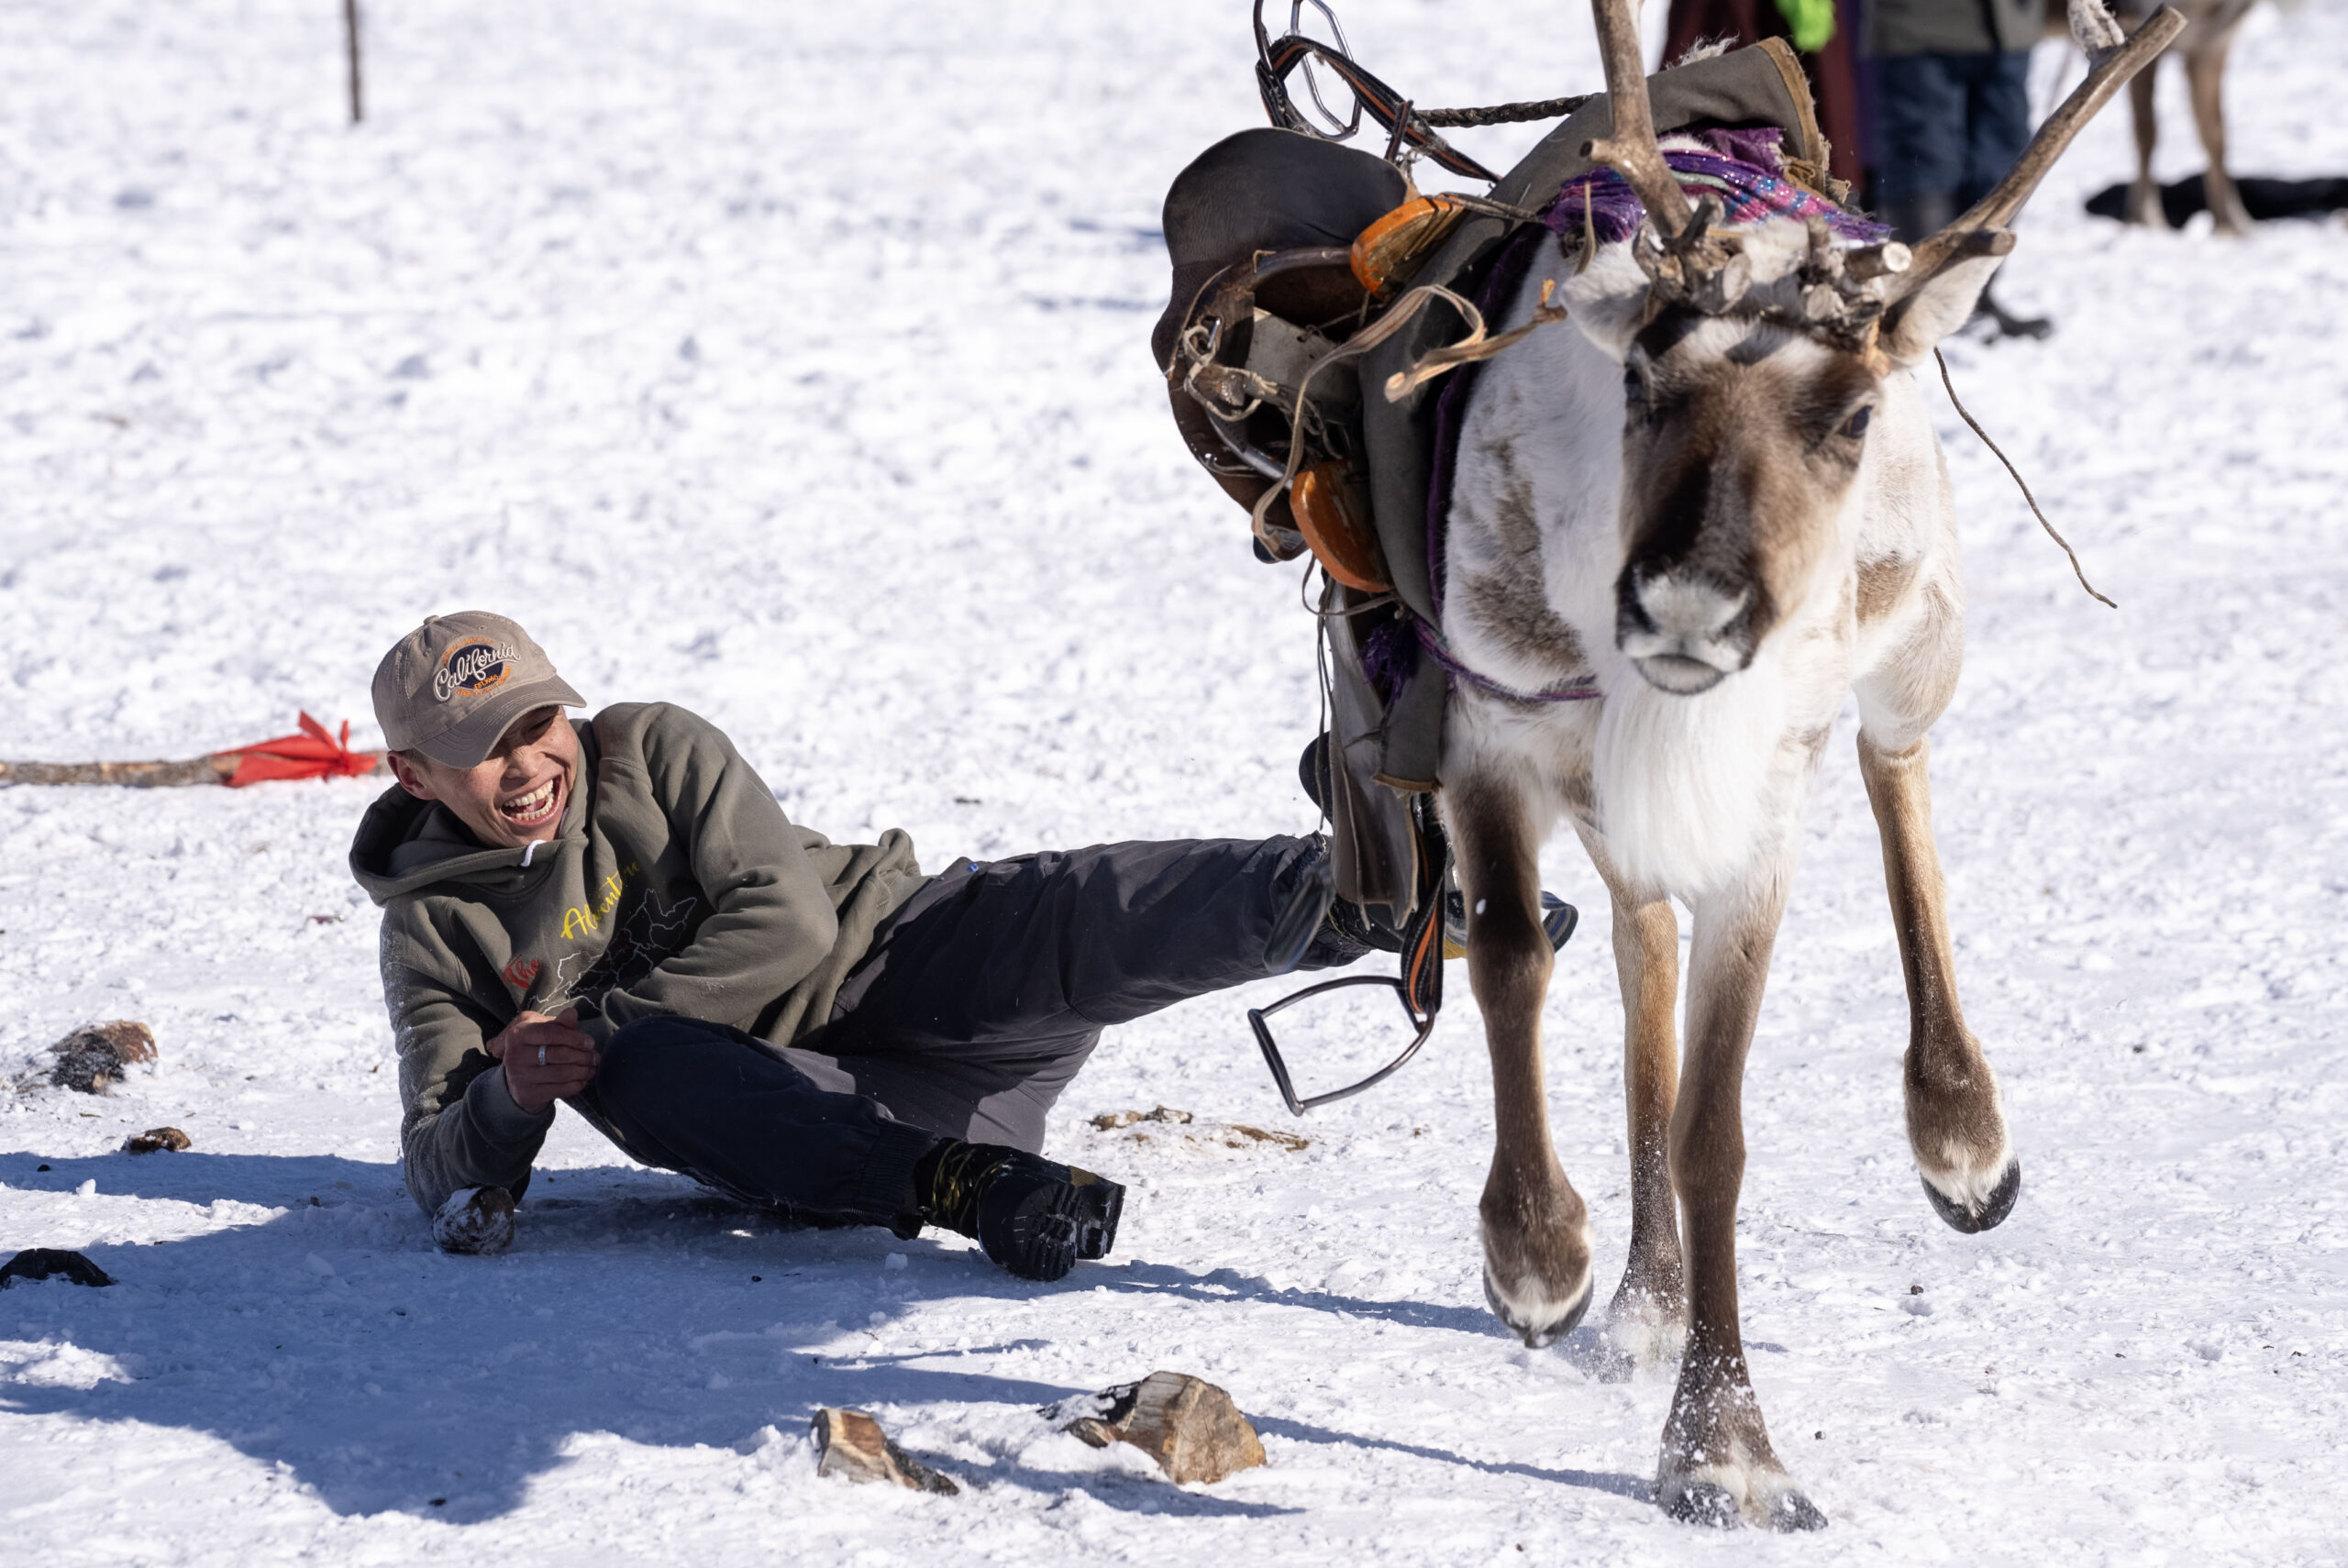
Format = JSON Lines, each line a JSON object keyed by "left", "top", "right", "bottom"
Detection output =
{"left": 1858, "top": 734, "right": 2020, "bottom": 1232}
{"left": 1656, "top": 852, "right": 1822, "bottom": 1531}
{"left": 2185, "top": 30, "right": 2254, "bottom": 236}
{"left": 1576, "top": 825, "right": 1687, "bottom": 1370}
{"left": 2126, "top": 65, "right": 2169, "bottom": 227}
{"left": 1447, "top": 775, "right": 1594, "bottom": 1347}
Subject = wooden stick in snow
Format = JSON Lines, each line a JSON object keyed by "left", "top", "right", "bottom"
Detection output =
{"left": 345, "top": 0, "right": 364, "bottom": 124}
{"left": 0, "top": 713, "right": 386, "bottom": 788}
{"left": 0, "top": 756, "right": 242, "bottom": 788}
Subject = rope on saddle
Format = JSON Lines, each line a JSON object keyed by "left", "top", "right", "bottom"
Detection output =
{"left": 1418, "top": 93, "right": 1599, "bottom": 129}
{"left": 1245, "top": 277, "right": 1564, "bottom": 550}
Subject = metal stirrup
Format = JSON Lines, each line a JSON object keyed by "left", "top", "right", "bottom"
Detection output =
{"left": 1247, "top": 807, "right": 1448, "bottom": 1115}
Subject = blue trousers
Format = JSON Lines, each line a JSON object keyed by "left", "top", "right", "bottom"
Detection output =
{"left": 1873, "top": 51, "right": 2032, "bottom": 208}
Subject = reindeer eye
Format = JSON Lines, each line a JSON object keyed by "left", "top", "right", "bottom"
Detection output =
{"left": 1839, "top": 406, "right": 1872, "bottom": 439}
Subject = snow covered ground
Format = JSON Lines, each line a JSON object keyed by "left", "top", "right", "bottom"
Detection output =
{"left": 4, "top": 0, "right": 2345, "bottom": 1561}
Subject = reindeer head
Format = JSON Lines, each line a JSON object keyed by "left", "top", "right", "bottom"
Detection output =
{"left": 1572, "top": 0, "right": 2179, "bottom": 696}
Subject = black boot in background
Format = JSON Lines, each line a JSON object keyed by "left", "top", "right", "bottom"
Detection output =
{"left": 1884, "top": 191, "right": 2051, "bottom": 340}
{"left": 1882, "top": 190, "right": 1956, "bottom": 247}
{"left": 1971, "top": 286, "right": 2053, "bottom": 340}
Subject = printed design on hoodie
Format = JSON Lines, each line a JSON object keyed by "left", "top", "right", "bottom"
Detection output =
{"left": 491, "top": 858, "right": 701, "bottom": 1012}
{"left": 562, "top": 861, "right": 644, "bottom": 941}
{"left": 544, "top": 891, "right": 703, "bottom": 1010}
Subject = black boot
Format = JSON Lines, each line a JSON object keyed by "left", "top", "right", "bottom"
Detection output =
{"left": 1880, "top": 190, "right": 1956, "bottom": 247}
{"left": 915, "top": 1140, "right": 1124, "bottom": 1282}
{"left": 1276, "top": 737, "right": 1578, "bottom": 970}
{"left": 1970, "top": 283, "right": 2054, "bottom": 341}
{"left": 1883, "top": 193, "right": 2052, "bottom": 341}
{"left": 1266, "top": 834, "right": 1402, "bottom": 973}
{"left": 1299, "top": 732, "right": 1335, "bottom": 814}
{"left": 1442, "top": 886, "right": 1578, "bottom": 958}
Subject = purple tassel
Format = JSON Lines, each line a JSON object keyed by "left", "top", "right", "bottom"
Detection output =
{"left": 1360, "top": 619, "right": 1420, "bottom": 704}
{"left": 1542, "top": 129, "right": 1889, "bottom": 245}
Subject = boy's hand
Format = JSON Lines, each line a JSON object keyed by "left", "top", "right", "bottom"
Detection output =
{"left": 488, "top": 1007, "right": 599, "bottom": 1112}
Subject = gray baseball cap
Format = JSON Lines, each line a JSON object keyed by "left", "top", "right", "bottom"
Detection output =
{"left": 371, "top": 612, "right": 585, "bottom": 767}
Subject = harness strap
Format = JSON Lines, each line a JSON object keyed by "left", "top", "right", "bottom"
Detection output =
{"left": 1413, "top": 620, "right": 1600, "bottom": 704}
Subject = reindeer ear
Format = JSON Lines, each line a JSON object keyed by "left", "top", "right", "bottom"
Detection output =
{"left": 1561, "top": 242, "right": 1653, "bottom": 361}
{"left": 1878, "top": 240, "right": 2012, "bottom": 367}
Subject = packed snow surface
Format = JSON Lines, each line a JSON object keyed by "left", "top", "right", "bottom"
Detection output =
{"left": 4, "top": 0, "right": 2345, "bottom": 1562}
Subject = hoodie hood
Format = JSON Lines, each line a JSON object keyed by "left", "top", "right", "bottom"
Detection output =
{"left": 348, "top": 719, "right": 593, "bottom": 905}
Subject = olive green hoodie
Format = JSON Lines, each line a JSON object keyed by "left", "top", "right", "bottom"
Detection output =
{"left": 349, "top": 701, "right": 925, "bottom": 1215}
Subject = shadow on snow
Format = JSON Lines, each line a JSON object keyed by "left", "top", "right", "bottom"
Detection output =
{"left": 0, "top": 1147, "right": 1643, "bottom": 1521}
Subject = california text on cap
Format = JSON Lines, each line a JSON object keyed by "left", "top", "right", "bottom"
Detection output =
{"left": 371, "top": 612, "right": 585, "bottom": 768}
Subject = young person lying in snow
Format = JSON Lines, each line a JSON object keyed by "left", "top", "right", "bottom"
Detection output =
{"left": 349, "top": 612, "right": 1385, "bottom": 1281}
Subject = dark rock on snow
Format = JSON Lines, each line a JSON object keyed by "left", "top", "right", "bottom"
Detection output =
{"left": 49, "top": 1021, "right": 156, "bottom": 1093}
{"left": 0, "top": 1249, "right": 116, "bottom": 1289}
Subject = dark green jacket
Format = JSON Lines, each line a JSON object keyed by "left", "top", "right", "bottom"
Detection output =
{"left": 349, "top": 702, "right": 925, "bottom": 1215}
{"left": 1863, "top": 0, "right": 2041, "bottom": 56}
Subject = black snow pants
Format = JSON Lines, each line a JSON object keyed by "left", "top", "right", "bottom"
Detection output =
{"left": 581, "top": 835, "right": 1337, "bottom": 1226}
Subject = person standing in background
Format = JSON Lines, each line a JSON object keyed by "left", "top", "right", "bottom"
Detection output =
{"left": 1664, "top": 0, "right": 1868, "bottom": 192}
{"left": 1862, "top": 0, "right": 2054, "bottom": 337}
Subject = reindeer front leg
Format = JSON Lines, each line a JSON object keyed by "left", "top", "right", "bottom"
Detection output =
{"left": 1858, "top": 734, "right": 2020, "bottom": 1231}
{"left": 1574, "top": 826, "right": 1687, "bottom": 1369}
{"left": 2125, "top": 66, "right": 2168, "bottom": 228}
{"left": 1447, "top": 775, "right": 1593, "bottom": 1346}
{"left": 1657, "top": 857, "right": 1825, "bottom": 1531}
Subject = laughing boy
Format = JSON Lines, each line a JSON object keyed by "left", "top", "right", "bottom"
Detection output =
{"left": 349, "top": 613, "right": 1380, "bottom": 1279}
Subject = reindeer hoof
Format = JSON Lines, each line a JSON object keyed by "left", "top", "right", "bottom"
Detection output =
{"left": 1661, "top": 1474, "right": 1828, "bottom": 1531}
{"left": 1767, "top": 1488, "right": 1829, "bottom": 1531}
{"left": 1922, "top": 1157, "right": 2021, "bottom": 1234}
{"left": 1666, "top": 1481, "right": 1742, "bottom": 1529}
{"left": 1482, "top": 1265, "right": 1591, "bottom": 1348}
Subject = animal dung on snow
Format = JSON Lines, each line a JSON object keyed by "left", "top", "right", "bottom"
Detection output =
{"left": 430, "top": 1185, "right": 516, "bottom": 1255}
{"left": 0, "top": 1249, "right": 116, "bottom": 1290}
{"left": 48, "top": 1021, "right": 156, "bottom": 1093}
{"left": 124, "top": 1126, "right": 191, "bottom": 1154}
{"left": 810, "top": 1408, "right": 960, "bottom": 1495}
{"left": 1059, "top": 1371, "right": 1267, "bottom": 1485}
{"left": 1091, "top": 1106, "right": 1308, "bottom": 1152}
{"left": 1091, "top": 1106, "right": 1193, "bottom": 1130}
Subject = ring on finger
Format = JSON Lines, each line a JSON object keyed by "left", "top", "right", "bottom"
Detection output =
{"left": 537, "top": 1044, "right": 548, "bottom": 1067}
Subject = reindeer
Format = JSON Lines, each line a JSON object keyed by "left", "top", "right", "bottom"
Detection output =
{"left": 1430, "top": 0, "right": 2179, "bottom": 1529}
{"left": 2116, "top": 0, "right": 2260, "bottom": 235}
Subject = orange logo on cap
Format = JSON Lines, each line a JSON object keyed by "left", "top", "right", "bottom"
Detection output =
{"left": 434, "top": 637, "right": 517, "bottom": 702}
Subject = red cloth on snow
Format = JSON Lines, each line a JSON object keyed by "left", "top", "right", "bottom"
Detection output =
{"left": 214, "top": 712, "right": 382, "bottom": 787}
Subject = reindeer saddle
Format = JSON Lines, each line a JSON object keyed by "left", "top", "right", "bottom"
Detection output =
{"left": 1156, "top": 39, "right": 1835, "bottom": 926}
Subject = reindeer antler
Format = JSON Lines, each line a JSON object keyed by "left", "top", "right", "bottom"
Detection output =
{"left": 1571, "top": 0, "right": 2176, "bottom": 348}
{"left": 1892, "top": 1, "right": 2185, "bottom": 299}
{"left": 1580, "top": 0, "right": 1765, "bottom": 313}
{"left": 1580, "top": 0, "right": 1691, "bottom": 237}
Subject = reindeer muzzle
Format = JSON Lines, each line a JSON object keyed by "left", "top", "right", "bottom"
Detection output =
{"left": 1615, "top": 567, "right": 1757, "bottom": 693}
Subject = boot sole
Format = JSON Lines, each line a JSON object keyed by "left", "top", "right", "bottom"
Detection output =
{"left": 1069, "top": 1170, "right": 1124, "bottom": 1261}
{"left": 991, "top": 1173, "right": 1125, "bottom": 1281}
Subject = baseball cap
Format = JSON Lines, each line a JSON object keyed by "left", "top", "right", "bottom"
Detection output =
{"left": 371, "top": 612, "right": 585, "bottom": 768}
